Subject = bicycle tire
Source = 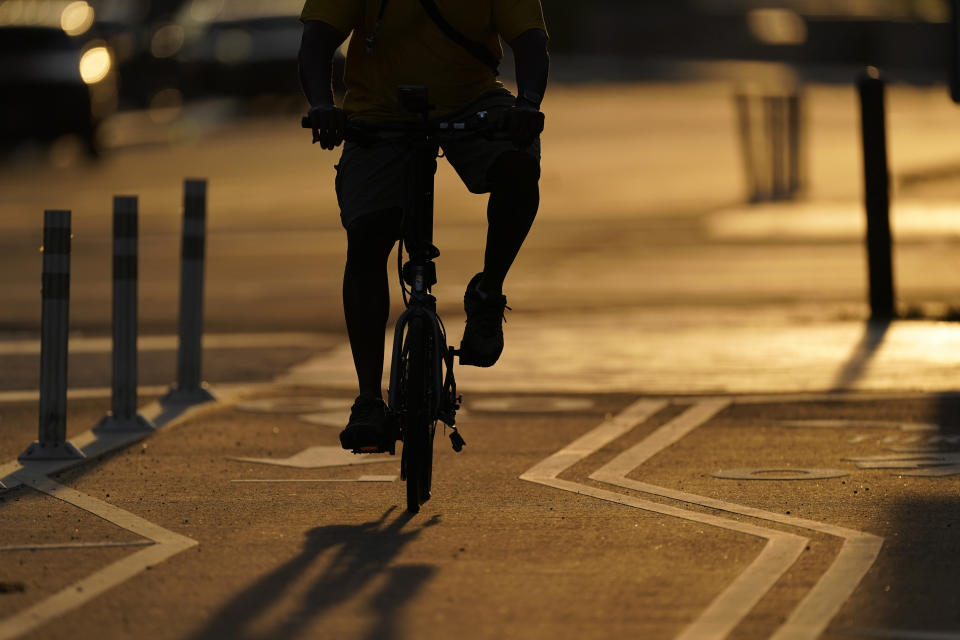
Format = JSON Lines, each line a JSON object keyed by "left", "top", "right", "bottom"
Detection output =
{"left": 400, "top": 314, "right": 436, "bottom": 513}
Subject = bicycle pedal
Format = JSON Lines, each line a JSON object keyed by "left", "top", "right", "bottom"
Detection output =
{"left": 351, "top": 446, "right": 383, "bottom": 455}
{"left": 350, "top": 439, "right": 396, "bottom": 455}
{"left": 351, "top": 446, "right": 395, "bottom": 455}
{"left": 449, "top": 428, "right": 466, "bottom": 452}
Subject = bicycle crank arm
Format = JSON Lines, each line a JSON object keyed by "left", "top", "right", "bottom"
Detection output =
{"left": 449, "top": 427, "right": 466, "bottom": 452}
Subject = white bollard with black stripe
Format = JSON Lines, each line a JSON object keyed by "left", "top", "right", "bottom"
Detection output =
{"left": 163, "top": 179, "right": 215, "bottom": 406}
{"left": 19, "top": 211, "right": 85, "bottom": 461}
{"left": 95, "top": 196, "right": 154, "bottom": 433}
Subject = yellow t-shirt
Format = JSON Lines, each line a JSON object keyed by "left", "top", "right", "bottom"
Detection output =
{"left": 300, "top": 0, "right": 547, "bottom": 121}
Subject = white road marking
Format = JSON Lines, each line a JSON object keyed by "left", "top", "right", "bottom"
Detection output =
{"left": 520, "top": 400, "right": 668, "bottom": 480}
{"left": 467, "top": 396, "right": 595, "bottom": 413}
{"left": 0, "top": 541, "right": 154, "bottom": 552}
{"left": 0, "top": 382, "right": 284, "bottom": 637}
{"left": 0, "top": 332, "right": 336, "bottom": 356}
{"left": 0, "top": 473, "right": 197, "bottom": 640}
{"left": 521, "top": 399, "right": 810, "bottom": 640}
{"left": 692, "top": 391, "right": 960, "bottom": 406}
{"left": 0, "top": 381, "right": 277, "bottom": 406}
{"left": 590, "top": 401, "right": 884, "bottom": 640}
{"left": 0, "top": 384, "right": 264, "bottom": 491}
{"left": 780, "top": 419, "right": 939, "bottom": 432}
{"left": 234, "top": 397, "right": 353, "bottom": 414}
{"left": 230, "top": 475, "right": 398, "bottom": 483}
{"left": 0, "top": 385, "right": 170, "bottom": 404}
{"left": 600, "top": 400, "right": 729, "bottom": 475}
{"left": 846, "top": 452, "right": 960, "bottom": 477}
{"left": 228, "top": 446, "right": 395, "bottom": 469}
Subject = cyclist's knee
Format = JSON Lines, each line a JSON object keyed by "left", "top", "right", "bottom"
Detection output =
{"left": 487, "top": 150, "right": 540, "bottom": 193}
{"left": 345, "top": 208, "right": 401, "bottom": 266}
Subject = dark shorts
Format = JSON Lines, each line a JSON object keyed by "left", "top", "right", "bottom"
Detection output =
{"left": 334, "top": 89, "right": 541, "bottom": 229}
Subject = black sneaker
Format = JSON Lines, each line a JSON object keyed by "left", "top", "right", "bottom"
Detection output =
{"left": 340, "top": 394, "right": 389, "bottom": 452}
{"left": 459, "top": 273, "right": 509, "bottom": 368}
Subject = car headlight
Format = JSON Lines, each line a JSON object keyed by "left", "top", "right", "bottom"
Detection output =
{"left": 79, "top": 45, "right": 112, "bottom": 84}
{"left": 61, "top": 1, "right": 95, "bottom": 36}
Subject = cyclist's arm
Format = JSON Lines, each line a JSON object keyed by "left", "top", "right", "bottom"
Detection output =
{"left": 298, "top": 20, "right": 348, "bottom": 107}
{"left": 509, "top": 28, "right": 549, "bottom": 109}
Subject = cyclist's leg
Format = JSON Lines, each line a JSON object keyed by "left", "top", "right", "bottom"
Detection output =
{"left": 441, "top": 90, "right": 541, "bottom": 295}
{"left": 444, "top": 138, "right": 540, "bottom": 367}
{"left": 343, "top": 208, "right": 402, "bottom": 398}
{"left": 442, "top": 105, "right": 541, "bottom": 296}
{"left": 336, "top": 138, "right": 407, "bottom": 395}
{"left": 480, "top": 149, "right": 541, "bottom": 296}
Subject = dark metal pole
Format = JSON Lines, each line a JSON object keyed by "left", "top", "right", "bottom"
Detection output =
{"left": 20, "top": 211, "right": 84, "bottom": 461}
{"left": 164, "top": 179, "right": 214, "bottom": 405}
{"left": 857, "top": 68, "right": 896, "bottom": 320}
{"left": 95, "top": 196, "right": 153, "bottom": 433}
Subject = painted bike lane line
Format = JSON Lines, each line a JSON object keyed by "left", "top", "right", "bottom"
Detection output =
{"left": 521, "top": 399, "right": 811, "bottom": 640}
{"left": 0, "top": 474, "right": 197, "bottom": 640}
{"left": 522, "top": 397, "right": 884, "bottom": 640}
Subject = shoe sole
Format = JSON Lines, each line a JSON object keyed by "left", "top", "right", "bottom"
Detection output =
{"left": 458, "top": 354, "right": 498, "bottom": 367}
{"left": 458, "top": 343, "right": 502, "bottom": 368}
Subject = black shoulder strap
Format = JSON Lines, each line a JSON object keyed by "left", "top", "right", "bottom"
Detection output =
{"left": 417, "top": 0, "right": 500, "bottom": 75}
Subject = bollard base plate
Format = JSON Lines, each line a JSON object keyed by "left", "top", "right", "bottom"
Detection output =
{"left": 93, "top": 413, "right": 156, "bottom": 434}
{"left": 162, "top": 385, "right": 216, "bottom": 407}
{"left": 18, "top": 441, "right": 86, "bottom": 461}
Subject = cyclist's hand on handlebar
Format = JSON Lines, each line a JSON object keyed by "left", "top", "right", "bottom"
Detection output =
{"left": 306, "top": 104, "right": 347, "bottom": 150}
{"left": 502, "top": 102, "right": 544, "bottom": 149}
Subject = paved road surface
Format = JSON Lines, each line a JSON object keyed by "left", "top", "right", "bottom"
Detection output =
{"left": 1, "top": 83, "right": 960, "bottom": 639}
{"left": 2, "top": 384, "right": 959, "bottom": 639}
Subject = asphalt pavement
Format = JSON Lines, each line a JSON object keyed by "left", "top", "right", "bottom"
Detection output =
{"left": 1, "top": 82, "right": 960, "bottom": 639}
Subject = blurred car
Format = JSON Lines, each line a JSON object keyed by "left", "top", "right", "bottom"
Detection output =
{"left": 168, "top": 0, "right": 344, "bottom": 100}
{"left": 89, "top": 0, "right": 190, "bottom": 108}
{"left": 0, "top": 0, "right": 118, "bottom": 152}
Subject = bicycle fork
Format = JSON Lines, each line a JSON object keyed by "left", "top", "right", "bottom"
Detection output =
{"left": 387, "top": 298, "right": 465, "bottom": 454}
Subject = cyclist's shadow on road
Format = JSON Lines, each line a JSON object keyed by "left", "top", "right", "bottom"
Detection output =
{"left": 189, "top": 506, "right": 440, "bottom": 640}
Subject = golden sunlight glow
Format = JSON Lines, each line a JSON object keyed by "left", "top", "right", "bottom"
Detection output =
{"left": 747, "top": 8, "right": 807, "bottom": 46}
{"left": 60, "top": 1, "right": 94, "bottom": 35}
{"left": 79, "top": 45, "right": 112, "bottom": 84}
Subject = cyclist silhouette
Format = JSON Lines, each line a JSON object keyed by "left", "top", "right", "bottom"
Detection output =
{"left": 298, "top": 0, "right": 548, "bottom": 450}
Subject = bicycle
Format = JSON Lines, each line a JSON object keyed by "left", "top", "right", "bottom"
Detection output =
{"left": 303, "top": 86, "right": 499, "bottom": 513}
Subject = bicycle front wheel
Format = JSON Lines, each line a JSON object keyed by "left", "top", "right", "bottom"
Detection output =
{"left": 400, "top": 314, "right": 436, "bottom": 513}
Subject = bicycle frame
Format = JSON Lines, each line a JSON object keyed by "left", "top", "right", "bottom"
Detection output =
{"left": 385, "top": 89, "right": 463, "bottom": 449}
{"left": 301, "top": 88, "right": 473, "bottom": 491}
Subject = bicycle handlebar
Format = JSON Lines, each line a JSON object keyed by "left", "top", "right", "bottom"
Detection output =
{"left": 300, "top": 112, "right": 508, "bottom": 144}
